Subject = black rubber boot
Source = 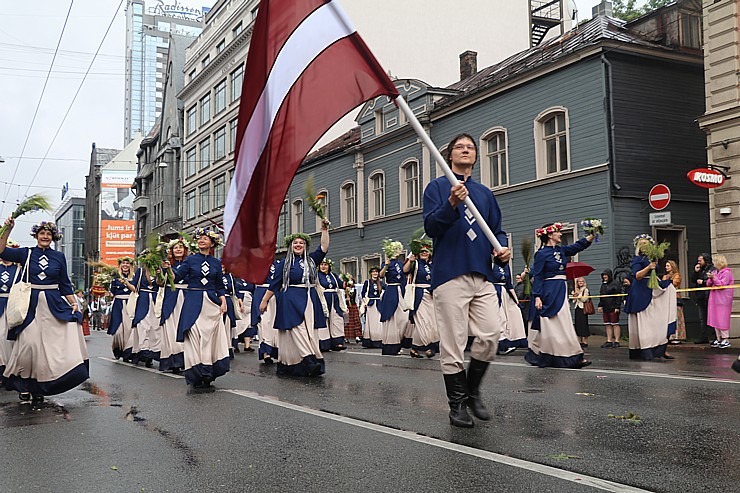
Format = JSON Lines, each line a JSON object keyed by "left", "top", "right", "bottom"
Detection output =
{"left": 443, "top": 371, "right": 474, "bottom": 428}
{"left": 467, "top": 358, "right": 491, "bottom": 421}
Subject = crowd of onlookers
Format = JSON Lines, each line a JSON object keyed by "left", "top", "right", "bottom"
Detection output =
{"left": 72, "top": 289, "right": 112, "bottom": 332}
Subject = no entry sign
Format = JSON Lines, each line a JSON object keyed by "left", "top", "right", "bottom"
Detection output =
{"left": 649, "top": 184, "right": 671, "bottom": 211}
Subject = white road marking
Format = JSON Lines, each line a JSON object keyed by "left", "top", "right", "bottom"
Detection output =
{"left": 97, "top": 357, "right": 184, "bottom": 379}
{"left": 222, "top": 388, "right": 652, "bottom": 493}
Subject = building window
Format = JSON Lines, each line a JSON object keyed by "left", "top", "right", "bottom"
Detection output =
{"left": 535, "top": 107, "right": 569, "bottom": 178}
{"left": 341, "top": 258, "right": 358, "bottom": 281}
{"left": 481, "top": 128, "right": 508, "bottom": 188}
{"left": 291, "top": 199, "right": 303, "bottom": 234}
{"left": 251, "top": 5, "right": 259, "bottom": 20}
{"left": 199, "top": 183, "right": 210, "bottom": 214}
{"left": 200, "top": 94, "right": 210, "bottom": 125}
{"left": 340, "top": 181, "right": 356, "bottom": 226}
{"left": 369, "top": 171, "right": 385, "bottom": 219}
{"left": 185, "top": 190, "right": 196, "bottom": 220}
{"left": 680, "top": 13, "right": 701, "bottom": 49}
{"left": 374, "top": 107, "right": 384, "bottom": 135}
{"left": 276, "top": 200, "right": 288, "bottom": 246}
{"left": 229, "top": 118, "right": 238, "bottom": 153}
{"left": 213, "top": 174, "right": 226, "bottom": 209}
{"left": 202, "top": 55, "right": 210, "bottom": 68}
{"left": 230, "top": 64, "right": 243, "bottom": 103}
{"left": 362, "top": 255, "right": 381, "bottom": 282}
{"left": 216, "top": 39, "right": 225, "bottom": 54}
{"left": 186, "top": 148, "right": 197, "bottom": 177}
{"left": 232, "top": 22, "right": 242, "bottom": 38}
{"left": 188, "top": 69, "right": 196, "bottom": 81}
{"left": 199, "top": 138, "right": 210, "bottom": 170}
{"left": 400, "top": 159, "right": 420, "bottom": 211}
{"left": 186, "top": 106, "right": 197, "bottom": 135}
{"left": 315, "top": 189, "right": 328, "bottom": 232}
{"left": 214, "top": 126, "right": 226, "bottom": 161}
{"left": 214, "top": 79, "right": 226, "bottom": 114}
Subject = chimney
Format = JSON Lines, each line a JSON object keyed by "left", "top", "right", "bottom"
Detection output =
{"left": 459, "top": 50, "right": 477, "bottom": 81}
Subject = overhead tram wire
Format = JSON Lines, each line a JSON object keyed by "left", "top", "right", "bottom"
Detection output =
{"left": 0, "top": 0, "right": 75, "bottom": 219}
{"left": 20, "top": 0, "right": 126, "bottom": 205}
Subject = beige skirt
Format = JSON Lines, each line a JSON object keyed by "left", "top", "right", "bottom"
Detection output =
{"left": 0, "top": 306, "right": 15, "bottom": 371}
{"left": 183, "top": 292, "right": 230, "bottom": 380}
{"left": 500, "top": 289, "right": 526, "bottom": 342}
{"left": 363, "top": 304, "right": 382, "bottom": 342}
{"left": 111, "top": 309, "right": 133, "bottom": 358}
{"left": 412, "top": 291, "right": 439, "bottom": 347}
{"left": 277, "top": 295, "right": 322, "bottom": 366}
{"left": 160, "top": 292, "right": 185, "bottom": 364}
{"left": 3, "top": 292, "right": 88, "bottom": 395}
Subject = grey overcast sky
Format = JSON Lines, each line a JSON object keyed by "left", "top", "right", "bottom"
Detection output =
{"left": 0, "top": 0, "right": 607, "bottom": 246}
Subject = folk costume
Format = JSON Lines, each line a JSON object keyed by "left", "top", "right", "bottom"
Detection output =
{"left": 158, "top": 260, "right": 186, "bottom": 373}
{"left": 108, "top": 269, "right": 135, "bottom": 362}
{"left": 0, "top": 259, "right": 20, "bottom": 382}
{"left": 343, "top": 282, "right": 362, "bottom": 342}
{"left": 130, "top": 267, "right": 160, "bottom": 366}
{"left": 174, "top": 241, "right": 230, "bottom": 387}
{"left": 0, "top": 237, "right": 88, "bottom": 397}
{"left": 360, "top": 275, "right": 383, "bottom": 348}
{"left": 492, "top": 265, "right": 527, "bottom": 355}
{"left": 379, "top": 257, "right": 407, "bottom": 355}
{"left": 317, "top": 264, "right": 347, "bottom": 352}
{"left": 525, "top": 235, "right": 592, "bottom": 368}
{"left": 253, "top": 261, "right": 280, "bottom": 362}
{"left": 268, "top": 243, "right": 327, "bottom": 377}
{"left": 233, "top": 277, "right": 256, "bottom": 349}
{"left": 408, "top": 257, "right": 439, "bottom": 357}
{"left": 222, "top": 272, "right": 239, "bottom": 357}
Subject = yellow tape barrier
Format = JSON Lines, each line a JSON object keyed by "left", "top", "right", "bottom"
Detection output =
{"left": 517, "top": 284, "right": 740, "bottom": 301}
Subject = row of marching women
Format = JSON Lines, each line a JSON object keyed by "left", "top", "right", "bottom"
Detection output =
{"left": 0, "top": 218, "right": 89, "bottom": 405}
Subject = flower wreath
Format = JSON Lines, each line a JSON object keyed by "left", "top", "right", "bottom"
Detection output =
{"left": 117, "top": 256, "right": 134, "bottom": 265}
{"left": 30, "top": 221, "right": 62, "bottom": 241}
{"left": 633, "top": 234, "right": 655, "bottom": 247}
{"left": 284, "top": 232, "right": 311, "bottom": 249}
{"left": 535, "top": 222, "right": 563, "bottom": 238}
{"left": 167, "top": 237, "right": 194, "bottom": 253}
{"left": 193, "top": 227, "right": 223, "bottom": 246}
{"left": 320, "top": 258, "right": 334, "bottom": 268}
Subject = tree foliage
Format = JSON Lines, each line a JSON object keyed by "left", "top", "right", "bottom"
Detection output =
{"left": 611, "top": 0, "right": 673, "bottom": 22}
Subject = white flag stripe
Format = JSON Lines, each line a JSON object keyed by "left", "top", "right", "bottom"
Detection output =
{"left": 224, "top": 1, "right": 356, "bottom": 240}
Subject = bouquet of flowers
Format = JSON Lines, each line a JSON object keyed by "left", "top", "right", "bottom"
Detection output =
{"left": 86, "top": 259, "right": 121, "bottom": 280}
{"left": 140, "top": 235, "right": 176, "bottom": 290}
{"left": 0, "top": 194, "right": 52, "bottom": 237}
{"left": 93, "top": 272, "right": 113, "bottom": 290}
{"left": 382, "top": 238, "right": 403, "bottom": 259}
{"left": 408, "top": 227, "right": 432, "bottom": 256}
{"left": 521, "top": 238, "right": 532, "bottom": 296}
{"left": 304, "top": 175, "right": 328, "bottom": 225}
{"left": 638, "top": 240, "right": 670, "bottom": 289}
{"left": 581, "top": 217, "right": 605, "bottom": 242}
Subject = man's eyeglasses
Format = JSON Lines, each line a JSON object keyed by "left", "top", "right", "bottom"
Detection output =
{"left": 452, "top": 144, "right": 475, "bottom": 151}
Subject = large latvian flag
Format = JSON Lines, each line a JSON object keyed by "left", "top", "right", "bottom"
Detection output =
{"left": 223, "top": 0, "right": 399, "bottom": 282}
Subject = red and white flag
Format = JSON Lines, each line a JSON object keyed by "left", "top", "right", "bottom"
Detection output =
{"left": 223, "top": 0, "right": 399, "bottom": 282}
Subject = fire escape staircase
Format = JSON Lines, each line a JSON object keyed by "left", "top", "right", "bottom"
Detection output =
{"left": 531, "top": 0, "right": 562, "bottom": 46}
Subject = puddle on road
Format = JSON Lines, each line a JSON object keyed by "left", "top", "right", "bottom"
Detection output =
{"left": 0, "top": 399, "right": 72, "bottom": 428}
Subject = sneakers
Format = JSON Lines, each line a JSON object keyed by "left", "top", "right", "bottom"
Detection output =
{"left": 600, "top": 342, "right": 612, "bottom": 348}
{"left": 718, "top": 340, "right": 731, "bottom": 349}
{"left": 710, "top": 340, "right": 721, "bottom": 348}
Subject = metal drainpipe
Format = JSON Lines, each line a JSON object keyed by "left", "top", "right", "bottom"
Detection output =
{"left": 602, "top": 54, "right": 620, "bottom": 266}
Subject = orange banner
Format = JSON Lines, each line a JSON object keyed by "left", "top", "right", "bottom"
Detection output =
{"left": 100, "top": 219, "right": 135, "bottom": 266}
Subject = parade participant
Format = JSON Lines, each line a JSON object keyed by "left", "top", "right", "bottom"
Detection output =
{"left": 127, "top": 253, "right": 160, "bottom": 367}
{"left": 623, "top": 234, "right": 675, "bottom": 360}
{"left": 403, "top": 244, "right": 439, "bottom": 358}
{"left": 493, "top": 264, "right": 528, "bottom": 356}
{"left": 0, "top": 218, "right": 88, "bottom": 403}
{"left": 597, "top": 269, "right": 622, "bottom": 348}
{"left": 260, "top": 222, "right": 330, "bottom": 377}
{"left": 233, "top": 276, "right": 256, "bottom": 353}
{"left": 221, "top": 268, "right": 239, "bottom": 359}
{"left": 662, "top": 260, "right": 686, "bottom": 344}
{"left": 360, "top": 267, "right": 383, "bottom": 348}
{"left": 378, "top": 241, "right": 407, "bottom": 355}
{"left": 342, "top": 274, "right": 362, "bottom": 344}
{"left": 317, "top": 259, "right": 347, "bottom": 352}
{"left": 706, "top": 254, "right": 735, "bottom": 349}
{"left": 108, "top": 257, "right": 135, "bottom": 361}
{"left": 423, "top": 133, "right": 510, "bottom": 428}
{"left": 253, "top": 260, "right": 280, "bottom": 363}
{"left": 0, "top": 238, "right": 20, "bottom": 385}
{"left": 174, "top": 228, "right": 229, "bottom": 388}
{"left": 572, "top": 277, "right": 591, "bottom": 348}
{"left": 690, "top": 253, "right": 714, "bottom": 344}
{"left": 158, "top": 239, "right": 188, "bottom": 372}
{"left": 525, "top": 223, "right": 594, "bottom": 369}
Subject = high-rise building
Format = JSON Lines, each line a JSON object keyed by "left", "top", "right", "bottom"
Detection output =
{"left": 54, "top": 196, "right": 86, "bottom": 291}
{"left": 124, "top": 0, "right": 206, "bottom": 145}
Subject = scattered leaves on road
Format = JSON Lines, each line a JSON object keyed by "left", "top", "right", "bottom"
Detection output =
{"left": 575, "top": 392, "right": 594, "bottom": 396}
{"left": 110, "top": 466, "right": 118, "bottom": 471}
{"left": 608, "top": 412, "right": 641, "bottom": 423}
{"left": 549, "top": 453, "right": 581, "bottom": 460}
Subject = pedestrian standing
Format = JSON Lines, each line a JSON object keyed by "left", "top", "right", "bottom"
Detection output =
{"left": 662, "top": 260, "right": 686, "bottom": 344}
{"left": 525, "top": 223, "right": 594, "bottom": 369}
{"left": 342, "top": 275, "right": 362, "bottom": 343}
{"left": 423, "top": 133, "right": 510, "bottom": 428}
{"left": 572, "top": 277, "right": 591, "bottom": 348}
{"left": 690, "top": 253, "right": 714, "bottom": 344}
{"left": 0, "top": 218, "right": 88, "bottom": 404}
{"left": 706, "top": 255, "right": 735, "bottom": 349}
{"left": 597, "top": 269, "right": 622, "bottom": 348}
{"left": 108, "top": 257, "right": 135, "bottom": 361}
{"left": 360, "top": 267, "right": 383, "bottom": 348}
{"left": 174, "top": 228, "right": 230, "bottom": 388}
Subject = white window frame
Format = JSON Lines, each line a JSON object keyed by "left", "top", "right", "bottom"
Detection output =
{"left": 340, "top": 180, "right": 356, "bottom": 226}
{"left": 340, "top": 257, "right": 358, "bottom": 280}
{"left": 315, "top": 189, "right": 328, "bottom": 233}
{"left": 199, "top": 138, "right": 210, "bottom": 170}
{"left": 399, "top": 158, "right": 420, "bottom": 212}
{"left": 368, "top": 170, "right": 385, "bottom": 219}
{"left": 480, "top": 127, "right": 509, "bottom": 189}
{"left": 186, "top": 106, "right": 197, "bottom": 135}
{"left": 277, "top": 200, "right": 288, "bottom": 246}
{"left": 534, "top": 107, "right": 570, "bottom": 179}
{"left": 213, "top": 126, "right": 226, "bottom": 161}
{"left": 186, "top": 147, "right": 197, "bottom": 177}
{"left": 214, "top": 79, "right": 227, "bottom": 114}
{"left": 199, "top": 182, "right": 210, "bottom": 214}
{"left": 200, "top": 93, "right": 211, "bottom": 125}
{"left": 185, "top": 190, "right": 196, "bottom": 220}
{"left": 435, "top": 145, "right": 448, "bottom": 179}
{"left": 291, "top": 199, "right": 303, "bottom": 234}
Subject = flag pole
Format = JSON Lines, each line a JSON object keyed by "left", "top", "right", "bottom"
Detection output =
{"left": 394, "top": 95, "right": 503, "bottom": 252}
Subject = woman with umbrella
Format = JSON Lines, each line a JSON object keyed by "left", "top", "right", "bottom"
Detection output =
{"left": 525, "top": 223, "right": 594, "bottom": 368}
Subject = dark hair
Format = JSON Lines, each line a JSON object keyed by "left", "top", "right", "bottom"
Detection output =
{"left": 445, "top": 133, "right": 478, "bottom": 165}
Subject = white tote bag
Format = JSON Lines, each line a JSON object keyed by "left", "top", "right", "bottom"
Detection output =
{"left": 125, "top": 273, "right": 142, "bottom": 318}
{"left": 6, "top": 250, "right": 32, "bottom": 328}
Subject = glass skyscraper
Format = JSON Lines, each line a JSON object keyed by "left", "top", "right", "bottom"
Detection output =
{"left": 124, "top": 0, "right": 205, "bottom": 144}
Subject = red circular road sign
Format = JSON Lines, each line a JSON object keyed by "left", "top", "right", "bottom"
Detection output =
{"left": 687, "top": 168, "right": 725, "bottom": 189}
{"left": 649, "top": 184, "right": 671, "bottom": 211}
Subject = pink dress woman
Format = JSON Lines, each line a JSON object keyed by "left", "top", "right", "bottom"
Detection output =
{"left": 706, "top": 266, "right": 734, "bottom": 346}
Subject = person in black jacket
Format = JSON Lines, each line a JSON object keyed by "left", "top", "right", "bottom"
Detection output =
{"left": 690, "top": 253, "right": 714, "bottom": 344}
{"left": 597, "top": 269, "right": 622, "bottom": 348}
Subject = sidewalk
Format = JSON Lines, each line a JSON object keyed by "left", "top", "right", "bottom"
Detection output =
{"left": 584, "top": 334, "right": 740, "bottom": 355}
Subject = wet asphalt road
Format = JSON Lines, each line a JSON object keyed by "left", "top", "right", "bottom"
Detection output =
{"left": 1, "top": 333, "right": 738, "bottom": 493}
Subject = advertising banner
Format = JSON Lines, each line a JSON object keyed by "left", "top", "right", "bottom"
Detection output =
{"left": 100, "top": 169, "right": 136, "bottom": 265}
